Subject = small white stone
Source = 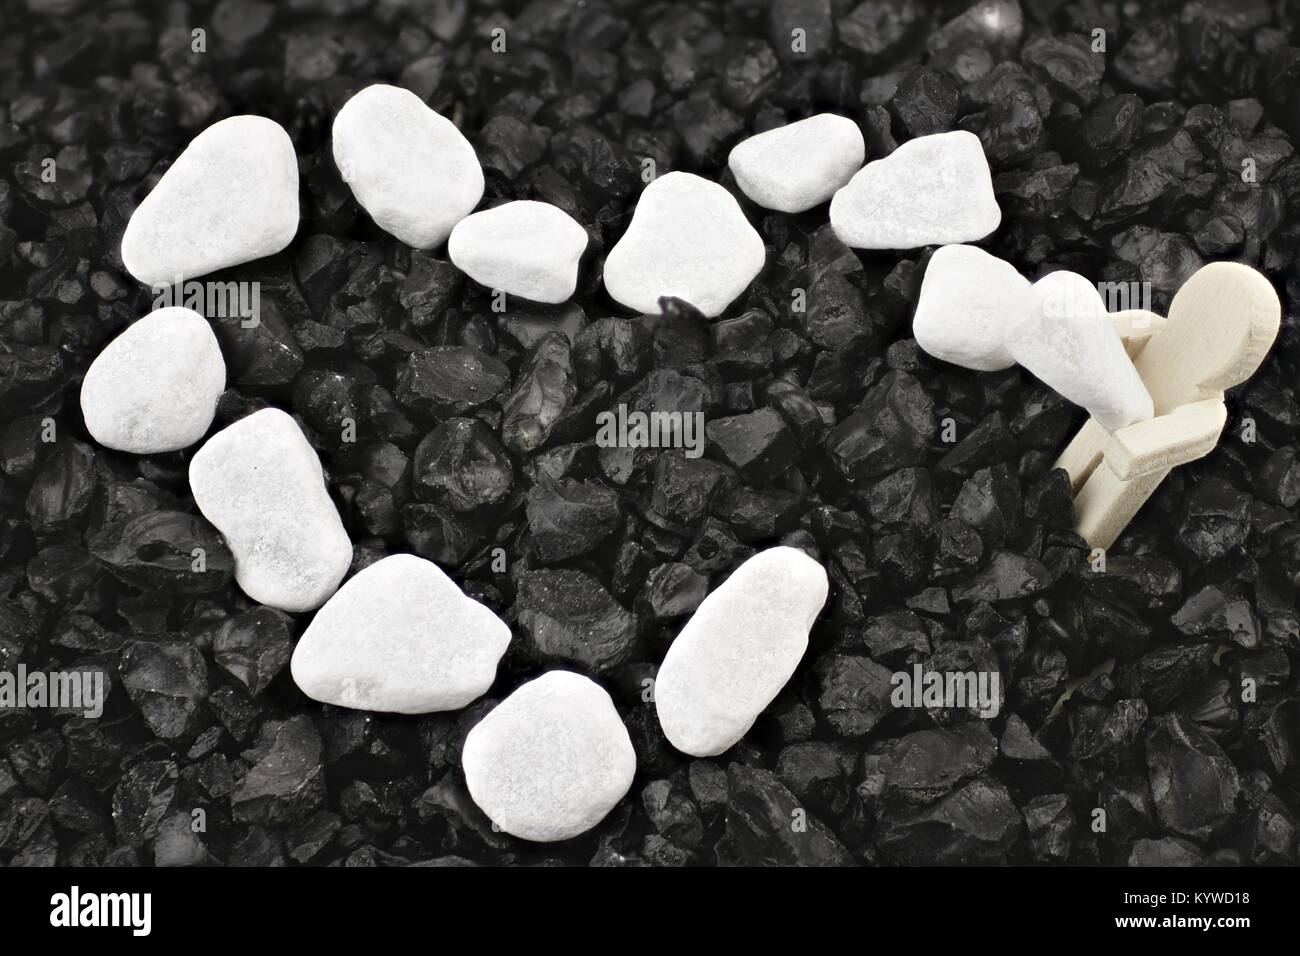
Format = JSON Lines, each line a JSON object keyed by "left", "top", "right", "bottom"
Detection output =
{"left": 462, "top": 671, "right": 635, "bottom": 842}
{"left": 189, "top": 408, "right": 352, "bottom": 613}
{"left": 1006, "top": 270, "right": 1155, "bottom": 432}
{"left": 830, "top": 130, "right": 1001, "bottom": 249}
{"left": 912, "top": 244, "right": 1026, "bottom": 371}
{"left": 655, "top": 546, "right": 828, "bottom": 757}
{"left": 121, "top": 115, "right": 299, "bottom": 288}
{"left": 332, "top": 83, "right": 484, "bottom": 249}
{"left": 728, "top": 113, "right": 865, "bottom": 213}
{"left": 291, "top": 553, "right": 509, "bottom": 714}
{"left": 603, "top": 171, "right": 765, "bottom": 318}
{"left": 448, "top": 200, "right": 587, "bottom": 304}
{"left": 80, "top": 307, "right": 225, "bottom": 453}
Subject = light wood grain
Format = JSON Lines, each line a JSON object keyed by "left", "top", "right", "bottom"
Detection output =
{"left": 1109, "top": 309, "right": 1165, "bottom": 359}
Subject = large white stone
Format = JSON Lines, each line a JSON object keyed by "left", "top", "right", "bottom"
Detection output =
{"left": 603, "top": 171, "right": 765, "bottom": 318}
{"left": 912, "top": 244, "right": 1026, "bottom": 371}
{"left": 462, "top": 671, "right": 635, "bottom": 842}
{"left": 291, "top": 553, "right": 510, "bottom": 714}
{"left": 448, "top": 200, "right": 587, "bottom": 304}
{"left": 728, "top": 113, "right": 865, "bottom": 213}
{"left": 655, "top": 546, "right": 828, "bottom": 757}
{"left": 121, "top": 115, "right": 299, "bottom": 288}
{"left": 830, "top": 130, "right": 1001, "bottom": 249}
{"left": 189, "top": 408, "right": 352, "bottom": 613}
{"left": 80, "top": 307, "right": 225, "bottom": 453}
{"left": 332, "top": 83, "right": 484, "bottom": 248}
{"left": 1006, "top": 270, "right": 1155, "bottom": 432}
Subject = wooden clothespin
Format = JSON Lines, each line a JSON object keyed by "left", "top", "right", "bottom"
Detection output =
{"left": 1055, "top": 262, "right": 1281, "bottom": 550}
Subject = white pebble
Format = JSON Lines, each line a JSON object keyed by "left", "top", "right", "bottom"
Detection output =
{"left": 603, "top": 171, "right": 765, "bottom": 318}
{"left": 332, "top": 84, "right": 484, "bottom": 248}
{"left": 189, "top": 408, "right": 352, "bottom": 613}
{"left": 1006, "top": 270, "right": 1155, "bottom": 432}
{"left": 655, "top": 547, "right": 828, "bottom": 757}
{"left": 728, "top": 113, "right": 865, "bottom": 213}
{"left": 448, "top": 200, "right": 587, "bottom": 304}
{"left": 80, "top": 307, "right": 225, "bottom": 453}
{"left": 462, "top": 671, "right": 635, "bottom": 842}
{"left": 912, "top": 244, "right": 1026, "bottom": 371}
{"left": 291, "top": 553, "right": 510, "bottom": 714}
{"left": 121, "top": 115, "right": 299, "bottom": 288}
{"left": 830, "top": 130, "right": 1001, "bottom": 249}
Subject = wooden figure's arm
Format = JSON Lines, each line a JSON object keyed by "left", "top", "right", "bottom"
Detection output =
{"left": 1103, "top": 398, "right": 1227, "bottom": 480}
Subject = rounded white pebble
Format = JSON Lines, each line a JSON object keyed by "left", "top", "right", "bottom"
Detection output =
{"left": 291, "top": 553, "right": 510, "bottom": 714}
{"left": 332, "top": 84, "right": 484, "bottom": 249}
{"left": 1006, "top": 270, "right": 1155, "bottom": 432}
{"left": 80, "top": 307, "right": 225, "bottom": 453}
{"left": 830, "top": 130, "right": 1001, "bottom": 249}
{"left": 912, "top": 244, "right": 1026, "bottom": 372}
{"left": 189, "top": 408, "right": 352, "bottom": 613}
{"left": 728, "top": 113, "right": 865, "bottom": 213}
{"left": 448, "top": 200, "right": 588, "bottom": 304}
{"left": 121, "top": 115, "right": 299, "bottom": 288}
{"left": 603, "top": 171, "right": 765, "bottom": 318}
{"left": 463, "top": 671, "right": 636, "bottom": 842}
{"left": 655, "top": 546, "right": 828, "bottom": 757}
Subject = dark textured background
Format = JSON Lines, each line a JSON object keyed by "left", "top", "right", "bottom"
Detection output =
{"left": 1, "top": 0, "right": 1298, "bottom": 866}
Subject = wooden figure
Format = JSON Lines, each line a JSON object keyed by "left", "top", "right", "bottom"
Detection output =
{"left": 1054, "top": 262, "right": 1281, "bottom": 550}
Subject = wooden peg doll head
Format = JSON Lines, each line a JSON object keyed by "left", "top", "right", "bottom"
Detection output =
{"left": 1132, "top": 261, "right": 1281, "bottom": 414}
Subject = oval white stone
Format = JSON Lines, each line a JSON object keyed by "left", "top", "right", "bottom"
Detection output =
{"left": 728, "top": 113, "right": 865, "bottom": 213}
{"left": 291, "top": 553, "right": 510, "bottom": 714}
{"left": 462, "top": 671, "right": 636, "bottom": 842}
{"left": 80, "top": 307, "right": 225, "bottom": 453}
{"left": 655, "top": 546, "right": 828, "bottom": 757}
{"left": 830, "top": 130, "right": 1001, "bottom": 249}
{"left": 603, "top": 171, "right": 765, "bottom": 318}
{"left": 912, "top": 244, "right": 1026, "bottom": 372}
{"left": 189, "top": 408, "right": 352, "bottom": 613}
{"left": 332, "top": 83, "right": 484, "bottom": 249}
{"left": 1006, "top": 270, "right": 1155, "bottom": 432}
{"left": 448, "top": 200, "right": 588, "bottom": 304}
{"left": 121, "top": 115, "right": 299, "bottom": 288}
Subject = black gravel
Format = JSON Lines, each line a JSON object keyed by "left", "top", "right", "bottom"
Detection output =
{"left": 1, "top": 0, "right": 1299, "bottom": 868}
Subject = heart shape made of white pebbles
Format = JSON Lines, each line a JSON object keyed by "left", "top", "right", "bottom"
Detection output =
{"left": 290, "top": 553, "right": 511, "bottom": 714}
{"left": 120, "top": 115, "right": 299, "bottom": 288}
{"left": 448, "top": 200, "right": 588, "bottom": 304}
{"left": 332, "top": 83, "right": 484, "bottom": 249}
{"left": 463, "top": 671, "right": 636, "bottom": 842}
{"left": 830, "top": 129, "right": 1001, "bottom": 249}
{"left": 603, "top": 171, "right": 765, "bottom": 318}
{"left": 1006, "top": 270, "right": 1154, "bottom": 432}
{"left": 80, "top": 307, "right": 225, "bottom": 454}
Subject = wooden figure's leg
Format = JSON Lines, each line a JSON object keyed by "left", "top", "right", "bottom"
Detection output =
{"left": 1073, "top": 464, "right": 1169, "bottom": 551}
{"left": 1054, "top": 418, "right": 1110, "bottom": 494}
